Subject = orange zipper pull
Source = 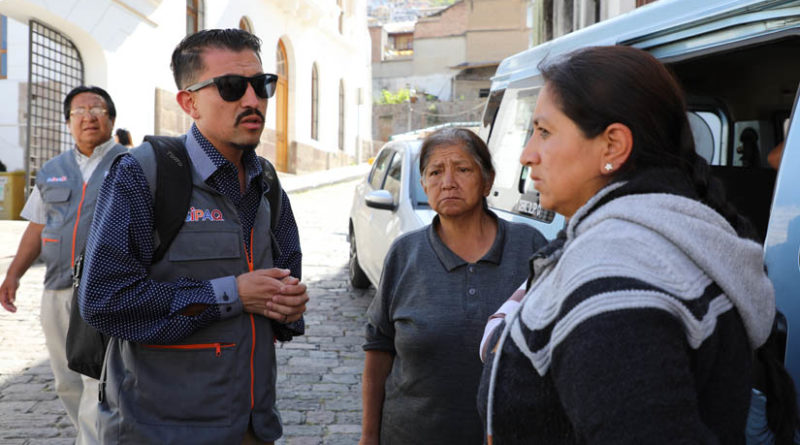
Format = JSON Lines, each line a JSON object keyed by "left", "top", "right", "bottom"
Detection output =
{"left": 215, "top": 343, "right": 221, "bottom": 357}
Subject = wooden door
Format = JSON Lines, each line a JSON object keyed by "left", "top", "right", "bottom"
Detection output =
{"left": 276, "top": 40, "right": 289, "bottom": 172}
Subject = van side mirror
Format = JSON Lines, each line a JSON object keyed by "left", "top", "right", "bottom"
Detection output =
{"left": 365, "top": 190, "right": 396, "bottom": 211}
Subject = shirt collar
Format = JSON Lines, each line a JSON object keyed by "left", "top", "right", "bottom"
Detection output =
{"left": 186, "top": 124, "right": 263, "bottom": 183}
{"left": 73, "top": 137, "right": 115, "bottom": 162}
{"left": 427, "top": 211, "right": 506, "bottom": 271}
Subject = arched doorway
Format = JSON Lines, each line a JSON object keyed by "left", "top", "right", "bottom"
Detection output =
{"left": 238, "top": 16, "right": 253, "bottom": 33}
{"left": 26, "top": 20, "right": 83, "bottom": 193}
{"left": 275, "top": 39, "right": 289, "bottom": 172}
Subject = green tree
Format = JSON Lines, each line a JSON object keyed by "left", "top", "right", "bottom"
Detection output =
{"left": 378, "top": 88, "right": 412, "bottom": 104}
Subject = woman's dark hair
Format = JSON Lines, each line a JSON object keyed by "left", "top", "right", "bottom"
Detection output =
{"left": 115, "top": 128, "right": 132, "bottom": 146}
{"left": 419, "top": 127, "right": 494, "bottom": 184}
{"left": 63, "top": 85, "right": 117, "bottom": 122}
{"left": 171, "top": 28, "right": 262, "bottom": 89}
{"left": 538, "top": 45, "right": 754, "bottom": 238}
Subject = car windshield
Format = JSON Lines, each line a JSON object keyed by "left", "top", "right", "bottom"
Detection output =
{"left": 411, "top": 156, "right": 429, "bottom": 207}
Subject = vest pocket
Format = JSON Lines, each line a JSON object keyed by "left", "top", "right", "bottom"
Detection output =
{"left": 40, "top": 233, "right": 61, "bottom": 266}
{"left": 130, "top": 340, "right": 239, "bottom": 426}
{"left": 167, "top": 229, "right": 241, "bottom": 262}
{"left": 42, "top": 186, "right": 71, "bottom": 224}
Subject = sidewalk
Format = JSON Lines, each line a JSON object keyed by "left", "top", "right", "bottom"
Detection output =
{"left": 278, "top": 163, "right": 369, "bottom": 194}
{"left": 0, "top": 162, "right": 370, "bottom": 274}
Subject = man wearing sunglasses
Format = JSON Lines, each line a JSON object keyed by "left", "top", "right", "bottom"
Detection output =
{"left": 79, "top": 29, "right": 308, "bottom": 444}
{"left": 1, "top": 85, "right": 126, "bottom": 445}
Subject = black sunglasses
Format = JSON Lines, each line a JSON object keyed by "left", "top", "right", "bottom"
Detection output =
{"left": 185, "top": 73, "right": 278, "bottom": 102}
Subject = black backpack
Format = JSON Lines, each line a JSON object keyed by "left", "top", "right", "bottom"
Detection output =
{"left": 66, "top": 136, "right": 300, "bottom": 379}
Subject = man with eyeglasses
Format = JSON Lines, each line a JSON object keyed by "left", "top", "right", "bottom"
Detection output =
{"left": 78, "top": 29, "right": 308, "bottom": 444}
{"left": 0, "top": 85, "right": 126, "bottom": 445}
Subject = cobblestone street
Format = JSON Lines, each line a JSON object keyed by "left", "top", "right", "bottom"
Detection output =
{"left": 0, "top": 179, "right": 375, "bottom": 444}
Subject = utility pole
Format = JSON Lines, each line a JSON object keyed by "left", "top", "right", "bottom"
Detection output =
{"left": 406, "top": 86, "right": 416, "bottom": 132}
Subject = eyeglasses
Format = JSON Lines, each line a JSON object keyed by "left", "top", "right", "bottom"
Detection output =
{"left": 184, "top": 73, "right": 278, "bottom": 102}
{"left": 69, "top": 107, "right": 108, "bottom": 118}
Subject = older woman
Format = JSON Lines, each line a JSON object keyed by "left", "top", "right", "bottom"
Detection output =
{"left": 360, "top": 128, "right": 546, "bottom": 445}
{"left": 478, "top": 46, "right": 777, "bottom": 444}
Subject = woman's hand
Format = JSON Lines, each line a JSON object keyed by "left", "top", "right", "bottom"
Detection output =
{"left": 480, "top": 288, "right": 527, "bottom": 361}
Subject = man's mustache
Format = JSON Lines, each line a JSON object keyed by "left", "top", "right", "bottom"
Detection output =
{"left": 235, "top": 108, "right": 265, "bottom": 126}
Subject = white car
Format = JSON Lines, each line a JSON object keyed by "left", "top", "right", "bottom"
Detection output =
{"left": 348, "top": 139, "right": 435, "bottom": 289}
{"left": 347, "top": 135, "right": 565, "bottom": 289}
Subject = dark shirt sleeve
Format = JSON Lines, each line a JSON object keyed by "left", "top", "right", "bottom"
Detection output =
{"left": 272, "top": 190, "right": 302, "bottom": 279}
{"left": 79, "top": 155, "right": 231, "bottom": 344}
{"left": 270, "top": 189, "right": 305, "bottom": 339}
{"left": 550, "top": 309, "right": 720, "bottom": 444}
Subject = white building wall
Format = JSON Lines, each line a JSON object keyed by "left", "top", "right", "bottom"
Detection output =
{"left": 413, "top": 36, "right": 465, "bottom": 76}
{"left": 0, "top": 16, "right": 29, "bottom": 172}
{"left": 0, "top": 0, "right": 372, "bottom": 170}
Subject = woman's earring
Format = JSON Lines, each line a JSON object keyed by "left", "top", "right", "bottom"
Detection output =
{"left": 604, "top": 163, "right": 614, "bottom": 172}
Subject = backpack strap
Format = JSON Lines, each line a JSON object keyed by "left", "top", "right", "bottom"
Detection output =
{"left": 141, "top": 135, "right": 193, "bottom": 263}
{"left": 132, "top": 138, "right": 284, "bottom": 268}
{"left": 259, "top": 157, "right": 282, "bottom": 230}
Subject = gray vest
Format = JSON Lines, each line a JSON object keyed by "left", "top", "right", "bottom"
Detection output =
{"left": 98, "top": 143, "right": 281, "bottom": 444}
{"left": 35, "top": 144, "right": 127, "bottom": 289}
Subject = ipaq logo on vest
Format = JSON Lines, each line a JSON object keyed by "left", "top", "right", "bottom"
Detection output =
{"left": 185, "top": 207, "right": 225, "bottom": 222}
{"left": 46, "top": 176, "right": 68, "bottom": 183}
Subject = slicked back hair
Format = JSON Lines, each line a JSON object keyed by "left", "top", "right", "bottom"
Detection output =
{"left": 171, "top": 28, "right": 262, "bottom": 90}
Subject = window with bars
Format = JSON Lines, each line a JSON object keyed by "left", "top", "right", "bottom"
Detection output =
{"left": 186, "top": 0, "right": 204, "bottom": 36}
{"left": 26, "top": 20, "right": 84, "bottom": 193}
{"left": 311, "top": 63, "right": 319, "bottom": 140}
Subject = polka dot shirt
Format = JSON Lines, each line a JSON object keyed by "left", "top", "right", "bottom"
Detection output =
{"left": 79, "top": 126, "right": 303, "bottom": 344}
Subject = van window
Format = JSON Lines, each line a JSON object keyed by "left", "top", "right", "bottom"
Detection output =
{"left": 731, "top": 121, "right": 778, "bottom": 168}
{"left": 484, "top": 86, "right": 556, "bottom": 223}
{"left": 481, "top": 89, "right": 506, "bottom": 142}
{"left": 687, "top": 111, "right": 722, "bottom": 164}
{"left": 486, "top": 87, "right": 539, "bottom": 191}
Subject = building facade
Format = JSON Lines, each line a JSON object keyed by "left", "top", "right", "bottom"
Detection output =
{"left": 0, "top": 0, "right": 373, "bottom": 181}
{"left": 371, "top": 0, "right": 535, "bottom": 102}
{"left": 531, "top": 0, "right": 659, "bottom": 45}
{"left": 370, "top": 0, "right": 660, "bottom": 103}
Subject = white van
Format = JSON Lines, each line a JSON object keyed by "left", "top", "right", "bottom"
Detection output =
{"left": 479, "top": 0, "right": 800, "bottom": 404}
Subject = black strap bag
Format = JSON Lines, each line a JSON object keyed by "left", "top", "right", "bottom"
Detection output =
{"left": 65, "top": 253, "right": 107, "bottom": 379}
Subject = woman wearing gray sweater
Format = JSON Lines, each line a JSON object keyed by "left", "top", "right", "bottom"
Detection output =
{"left": 478, "top": 46, "right": 778, "bottom": 444}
